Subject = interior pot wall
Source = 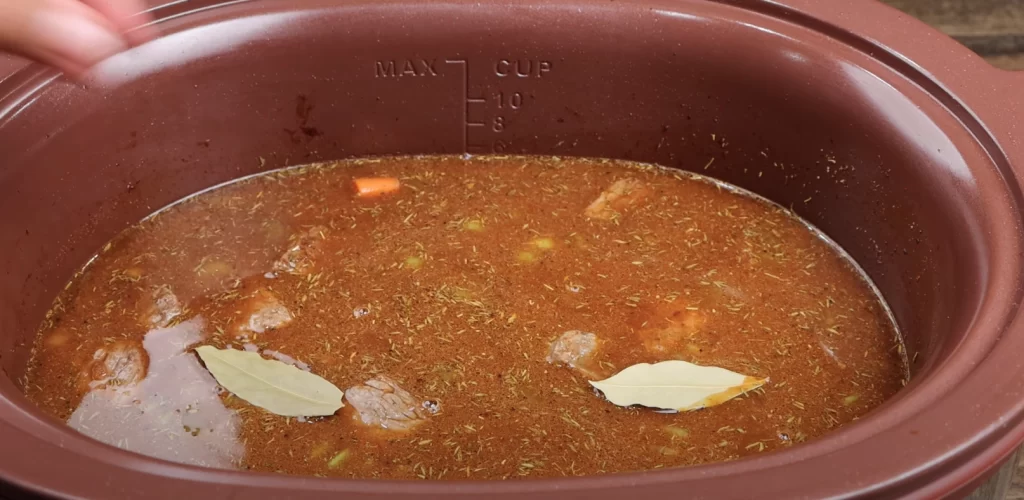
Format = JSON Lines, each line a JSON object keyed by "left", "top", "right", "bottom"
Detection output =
{"left": 0, "top": 0, "right": 994, "bottom": 403}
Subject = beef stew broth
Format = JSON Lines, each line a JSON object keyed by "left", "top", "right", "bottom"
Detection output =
{"left": 24, "top": 156, "right": 906, "bottom": 479}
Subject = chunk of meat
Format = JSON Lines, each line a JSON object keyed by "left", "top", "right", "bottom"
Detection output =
{"left": 273, "top": 226, "right": 328, "bottom": 275}
{"left": 139, "top": 285, "right": 182, "bottom": 329}
{"left": 78, "top": 340, "right": 149, "bottom": 392}
{"left": 345, "top": 375, "right": 433, "bottom": 431}
{"left": 547, "top": 330, "right": 599, "bottom": 376}
{"left": 69, "top": 318, "right": 243, "bottom": 468}
{"left": 635, "top": 300, "right": 707, "bottom": 354}
{"left": 195, "top": 259, "right": 237, "bottom": 291}
{"left": 234, "top": 289, "right": 293, "bottom": 335}
{"left": 584, "top": 178, "right": 651, "bottom": 220}
{"left": 45, "top": 328, "right": 71, "bottom": 348}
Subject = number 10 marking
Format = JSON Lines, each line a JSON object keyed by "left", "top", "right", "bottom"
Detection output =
{"left": 495, "top": 91, "right": 523, "bottom": 109}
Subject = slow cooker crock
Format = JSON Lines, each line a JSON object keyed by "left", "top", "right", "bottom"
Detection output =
{"left": 1, "top": 0, "right": 1023, "bottom": 498}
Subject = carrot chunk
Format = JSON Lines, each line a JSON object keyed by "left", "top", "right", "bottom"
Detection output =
{"left": 353, "top": 177, "right": 401, "bottom": 197}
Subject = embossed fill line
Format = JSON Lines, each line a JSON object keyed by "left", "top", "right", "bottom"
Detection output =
{"left": 445, "top": 59, "right": 487, "bottom": 153}
{"left": 445, "top": 59, "right": 469, "bottom": 152}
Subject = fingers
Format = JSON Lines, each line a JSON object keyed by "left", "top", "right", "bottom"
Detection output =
{"left": 0, "top": 0, "right": 124, "bottom": 77}
{"left": 38, "top": 11, "right": 124, "bottom": 77}
{"left": 79, "top": 0, "right": 156, "bottom": 45}
{"left": 31, "top": 46, "right": 90, "bottom": 78}
{"left": 0, "top": 0, "right": 156, "bottom": 78}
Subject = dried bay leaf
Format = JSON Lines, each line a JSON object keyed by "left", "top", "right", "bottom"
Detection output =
{"left": 589, "top": 360, "right": 767, "bottom": 412}
{"left": 195, "top": 345, "right": 343, "bottom": 417}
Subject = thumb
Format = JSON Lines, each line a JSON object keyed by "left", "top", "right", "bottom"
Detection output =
{"left": 0, "top": 0, "right": 127, "bottom": 77}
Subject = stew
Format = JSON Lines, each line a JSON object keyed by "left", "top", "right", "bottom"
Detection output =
{"left": 24, "top": 155, "right": 906, "bottom": 479}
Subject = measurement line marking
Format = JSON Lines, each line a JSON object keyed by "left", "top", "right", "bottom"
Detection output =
{"left": 446, "top": 58, "right": 489, "bottom": 153}
{"left": 445, "top": 58, "right": 482, "bottom": 153}
{"left": 445, "top": 59, "right": 469, "bottom": 152}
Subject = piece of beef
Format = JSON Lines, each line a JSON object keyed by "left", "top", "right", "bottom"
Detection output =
{"left": 584, "top": 178, "right": 650, "bottom": 220}
{"left": 272, "top": 225, "right": 328, "bottom": 275}
{"left": 345, "top": 375, "right": 435, "bottom": 431}
{"left": 635, "top": 300, "right": 707, "bottom": 354}
{"left": 547, "top": 330, "right": 597, "bottom": 366}
{"left": 234, "top": 288, "right": 293, "bottom": 335}
{"left": 547, "top": 330, "right": 601, "bottom": 378}
{"left": 139, "top": 285, "right": 182, "bottom": 329}
{"left": 79, "top": 340, "right": 148, "bottom": 392}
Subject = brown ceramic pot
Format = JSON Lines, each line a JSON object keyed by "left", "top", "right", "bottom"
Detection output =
{"left": 1, "top": 0, "right": 1023, "bottom": 498}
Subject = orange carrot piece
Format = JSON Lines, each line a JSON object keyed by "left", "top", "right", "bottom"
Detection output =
{"left": 353, "top": 177, "right": 400, "bottom": 197}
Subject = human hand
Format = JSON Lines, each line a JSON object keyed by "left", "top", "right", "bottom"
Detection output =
{"left": 0, "top": 0, "right": 155, "bottom": 77}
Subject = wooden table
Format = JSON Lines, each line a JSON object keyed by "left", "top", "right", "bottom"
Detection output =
{"left": 878, "top": 1, "right": 1023, "bottom": 498}
{"left": 883, "top": 0, "right": 1024, "bottom": 70}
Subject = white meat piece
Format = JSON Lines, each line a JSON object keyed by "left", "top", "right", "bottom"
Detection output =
{"left": 272, "top": 225, "right": 328, "bottom": 275}
{"left": 345, "top": 375, "right": 433, "bottom": 431}
{"left": 235, "top": 289, "right": 293, "bottom": 335}
{"left": 584, "top": 178, "right": 651, "bottom": 220}
{"left": 636, "top": 300, "right": 707, "bottom": 354}
{"left": 547, "top": 330, "right": 601, "bottom": 379}
{"left": 139, "top": 285, "right": 182, "bottom": 329}
{"left": 79, "top": 340, "right": 148, "bottom": 392}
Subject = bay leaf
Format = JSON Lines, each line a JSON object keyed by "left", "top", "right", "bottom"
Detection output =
{"left": 589, "top": 360, "right": 767, "bottom": 412}
{"left": 195, "top": 345, "right": 344, "bottom": 417}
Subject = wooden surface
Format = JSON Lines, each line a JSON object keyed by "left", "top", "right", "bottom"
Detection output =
{"left": 882, "top": 0, "right": 1024, "bottom": 69}
{"left": 878, "top": 1, "right": 1022, "bottom": 499}
{"left": 967, "top": 450, "right": 1024, "bottom": 500}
